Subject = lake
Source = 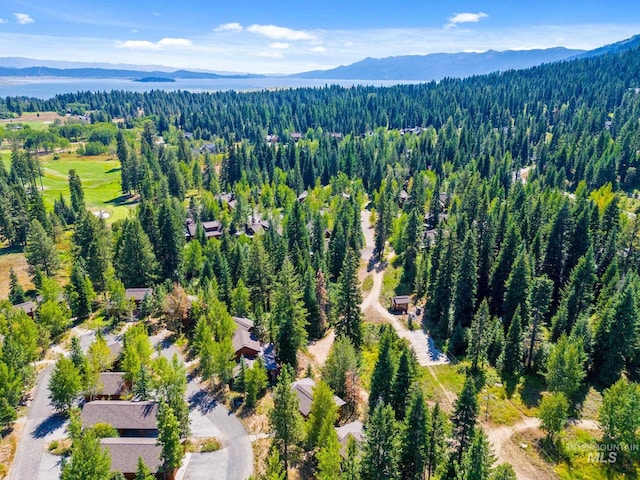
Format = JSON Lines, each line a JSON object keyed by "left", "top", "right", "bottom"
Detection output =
{"left": 0, "top": 76, "right": 417, "bottom": 99}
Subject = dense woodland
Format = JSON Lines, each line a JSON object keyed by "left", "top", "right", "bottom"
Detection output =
{"left": 0, "top": 44, "right": 640, "bottom": 479}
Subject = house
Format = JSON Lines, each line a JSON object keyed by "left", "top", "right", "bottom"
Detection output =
{"left": 291, "top": 132, "right": 302, "bottom": 142}
{"left": 81, "top": 401, "right": 159, "bottom": 437}
{"left": 233, "top": 316, "right": 255, "bottom": 332}
{"left": 86, "top": 372, "right": 129, "bottom": 401}
{"left": 297, "top": 191, "right": 309, "bottom": 202}
{"left": 233, "top": 330, "right": 261, "bottom": 359}
{"left": 292, "top": 377, "right": 346, "bottom": 418}
{"left": 200, "top": 143, "right": 217, "bottom": 154}
{"left": 266, "top": 134, "right": 279, "bottom": 144}
{"left": 14, "top": 301, "right": 36, "bottom": 318}
{"left": 399, "top": 190, "right": 409, "bottom": 205}
{"left": 260, "top": 343, "right": 279, "bottom": 382}
{"left": 108, "top": 342, "right": 123, "bottom": 369}
{"left": 125, "top": 288, "right": 153, "bottom": 305}
{"left": 329, "top": 132, "right": 343, "bottom": 139}
{"left": 183, "top": 132, "right": 193, "bottom": 140}
{"left": 185, "top": 220, "right": 223, "bottom": 241}
{"left": 391, "top": 296, "right": 411, "bottom": 313}
{"left": 101, "top": 437, "right": 164, "bottom": 480}
{"left": 336, "top": 420, "right": 365, "bottom": 451}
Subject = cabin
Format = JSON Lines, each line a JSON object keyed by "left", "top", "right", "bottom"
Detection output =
{"left": 125, "top": 288, "right": 153, "bottom": 305}
{"left": 101, "top": 437, "right": 165, "bottom": 480}
{"left": 336, "top": 420, "right": 365, "bottom": 453}
{"left": 86, "top": 372, "right": 130, "bottom": 401}
{"left": 399, "top": 190, "right": 409, "bottom": 205}
{"left": 391, "top": 295, "right": 411, "bottom": 313}
{"left": 297, "top": 191, "right": 309, "bottom": 202}
{"left": 185, "top": 220, "right": 223, "bottom": 242}
{"left": 81, "top": 401, "right": 159, "bottom": 437}
{"left": 330, "top": 132, "right": 343, "bottom": 139}
{"left": 200, "top": 143, "right": 217, "bottom": 154}
{"left": 291, "top": 132, "right": 302, "bottom": 142}
{"left": 292, "top": 377, "right": 346, "bottom": 418}
{"left": 232, "top": 316, "right": 261, "bottom": 359}
{"left": 215, "top": 192, "right": 237, "bottom": 210}
{"left": 14, "top": 301, "right": 36, "bottom": 318}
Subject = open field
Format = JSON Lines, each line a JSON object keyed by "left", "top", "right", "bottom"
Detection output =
{"left": 0, "top": 150, "right": 132, "bottom": 223}
{"left": 0, "top": 112, "right": 67, "bottom": 130}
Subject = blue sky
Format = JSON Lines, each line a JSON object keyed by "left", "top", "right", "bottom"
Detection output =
{"left": 1, "top": 1, "right": 640, "bottom": 73}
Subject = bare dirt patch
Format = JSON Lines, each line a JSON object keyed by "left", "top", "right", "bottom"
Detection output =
{"left": 0, "top": 248, "right": 34, "bottom": 298}
{"left": 0, "top": 112, "right": 65, "bottom": 124}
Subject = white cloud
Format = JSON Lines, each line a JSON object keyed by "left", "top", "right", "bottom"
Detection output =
{"left": 0, "top": 18, "right": 6, "bottom": 24}
{"left": 158, "top": 37, "right": 193, "bottom": 47}
{"left": 247, "top": 24, "right": 315, "bottom": 41}
{"left": 311, "top": 46, "right": 327, "bottom": 52}
{"left": 14, "top": 13, "right": 34, "bottom": 25}
{"left": 269, "top": 42, "right": 290, "bottom": 49}
{"left": 116, "top": 38, "right": 192, "bottom": 50}
{"left": 215, "top": 22, "right": 243, "bottom": 33}
{"left": 447, "top": 12, "right": 488, "bottom": 28}
{"left": 255, "top": 50, "right": 285, "bottom": 59}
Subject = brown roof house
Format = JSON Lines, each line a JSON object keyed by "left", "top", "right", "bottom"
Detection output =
{"left": 232, "top": 316, "right": 261, "bottom": 359}
{"left": 391, "top": 295, "right": 411, "bottom": 313}
{"left": 292, "top": 377, "right": 346, "bottom": 418}
{"left": 85, "top": 372, "right": 130, "bottom": 401}
{"left": 14, "top": 301, "right": 36, "bottom": 318}
{"left": 81, "top": 401, "right": 159, "bottom": 437}
{"left": 101, "top": 437, "right": 163, "bottom": 480}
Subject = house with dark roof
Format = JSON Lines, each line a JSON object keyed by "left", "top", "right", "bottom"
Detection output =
{"left": 232, "top": 316, "right": 261, "bottom": 359}
{"left": 86, "top": 372, "right": 130, "bottom": 401}
{"left": 292, "top": 377, "right": 346, "bottom": 418}
{"left": 14, "top": 301, "right": 36, "bottom": 318}
{"left": 81, "top": 401, "right": 159, "bottom": 437}
{"left": 391, "top": 295, "right": 411, "bottom": 313}
{"left": 125, "top": 288, "right": 153, "bottom": 304}
{"left": 100, "top": 437, "right": 165, "bottom": 480}
{"left": 185, "top": 220, "right": 223, "bottom": 242}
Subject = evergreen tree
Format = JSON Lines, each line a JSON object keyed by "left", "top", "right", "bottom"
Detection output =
{"left": 231, "top": 279, "right": 251, "bottom": 317}
{"left": 526, "top": 276, "right": 553, "bottom": 370}
{"left": 399, "top": 387, "right": 428, "bottom": 480}
{"left": 463, "top": 429, "right": 495, "bottom": 480}
{"left": 25, "top": 218, "right": 60, "bottom": 282}
{"left": 402, "top": 208, "right": 423, "bottom": 286}
{"left": 469, "top": 299, "right": 491, "bottom": 371}
{"left": 390, "top": 346, "right": 416, "bottom": 420}
{"left": 314, "top": 269, "right": 329, "bottom": 338}
{"left": 60, "top": 429, "right": 111, "bottom": 480}
{"left": 73, "top": 211, "right": 111, "bottom": 290}
{"left": 306, "top": 380, "right": 338, "bottom": 449}
{"left": 490, "top": 464, "right": 517, "bottom": 480}
{"left": 538, "top": 392, "right": 568, "bottom": 445}
{"left": 542, "top": 200, "right": 570, "bottom": 306}
{"left": 157, "top": 401, "right": 184, "bottom": 475}
{"left": 66, "top": 257, "right": 95, "bottom": 319}
{"left": 8, "top": 268, "right": 25, "bottom": 304}
{"left": 244, "top": 358, "right": 268, "bottom": 408}
{"left": 264, "top": 447, "right": 287, "bottom": 480}
{"left": 426, "top": 402, "right": 447, "bottom": 480}
{"left": 501, "top": 306, "right": 523, "bottom": 381}
{"left": 501, "top": 248, "right": 530, "bottom": 329}
{"left": 134, "top": 456, "right": 155, "bottom": 480}
{"left": 335, "top": 249, "right": 364, "bottom": 350}
{"left": 322, "top": 335, "right": 358, "bottom": 399}
{"left": 368, "top": 329, "right": 396, "bottom": 413}
{"left": 315, "top": 416, "right": 343, "bottom": 480}
{"left": 133, "top": 364, "right": 153, "bottom": 401}
{"left": 452, "top": 229, "right": 478, "bottom": 329}
{"left": 489, "top": 221, "right": 519, "bottom": 316}
{"left": 451, "top": 374, "right": 479, "bottom": 464}
{"left": 113, "top": 217, "right": 158, "bottom": 288}
{"left": 360, "top": 403, "right": 400, "bottom": 480}
{"left": 269, "top": 365, "right": 304, "bottom": 477}
{"left": 545, "top": 334, "right": 586, "bottom": 401}
{"left": 341, "top": 436, "right": 360, "bottom": 480}
{"left": 68, "top": 169, "right": 85, "bottom": 213}
{"left": 273, "top": 259, "right": 308, "bottom": 370}
{"left": 157, "top": 199, "right": 185, "bottom": 279}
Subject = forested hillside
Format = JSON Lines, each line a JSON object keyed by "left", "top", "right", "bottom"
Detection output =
{"left": 0, "top": 43, "right": 640, "bottom": 480}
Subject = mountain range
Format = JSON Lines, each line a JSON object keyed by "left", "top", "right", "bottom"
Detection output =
{"left": 1, "top": 34, "right": 639, "bottom": 82}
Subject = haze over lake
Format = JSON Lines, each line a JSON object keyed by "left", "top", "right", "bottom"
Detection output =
{"left": 0, "top": 76, "right": 416, "bottom": 99}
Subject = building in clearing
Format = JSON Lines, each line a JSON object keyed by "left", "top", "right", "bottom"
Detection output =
{"left": 391, "top": 295, "right": 411, "bottom": 313}
{"left": 292, "top": 377, "right": 346, "bottom": 418}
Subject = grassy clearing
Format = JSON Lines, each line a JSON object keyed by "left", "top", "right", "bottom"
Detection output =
{"left": 0, "top": 246, "right": 34, "bottom": 298}
{"left": 184, "top": 437, "right": 221, "bottom": 453}
{"left": 362, "top": 274, "right": 373, "bottom": 292}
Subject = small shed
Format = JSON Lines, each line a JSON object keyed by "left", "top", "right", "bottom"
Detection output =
{"left": 391, "top": 295, "right": 411, "bottom": 313}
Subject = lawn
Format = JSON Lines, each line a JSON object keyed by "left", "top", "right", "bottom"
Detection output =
{"left": 1, "top": 150, "right": 132, "bottom": 223}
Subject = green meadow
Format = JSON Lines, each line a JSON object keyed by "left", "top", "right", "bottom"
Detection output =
{"left": 1, "top": 150, "right": 132, "bottom": 223}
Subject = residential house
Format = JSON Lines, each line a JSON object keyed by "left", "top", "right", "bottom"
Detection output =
{"left": 14, "top": 300, "right": 36, "bottom": 318}
{"left": 125, "top": 288, "right": 153, "bottom": 305}
{"left": 292, "top": 377, "right": 346, "bottom": 418}
{"left": 81, "top": 401, "right": 159, "bottom": 437}
{"left": 185, "top": 220, "right": 223, "bottom": 242}
{"left": 291, "top": 132, "right": 302, "bottom": 142}
{"left": 336, "top": 420, "right": 365, "bottom": 453}
{"left": 101, "top": 437, "right": 164, "bottom": 480}
{"left": 391, "top": 295, "right": 410, "bottom": 313}
{"left": 86, "top": 372, "right": 129, "bottom": 401}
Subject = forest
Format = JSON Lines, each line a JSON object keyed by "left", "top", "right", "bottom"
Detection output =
{"left": 0, "top": 43, "right": 639, "bottom": 480}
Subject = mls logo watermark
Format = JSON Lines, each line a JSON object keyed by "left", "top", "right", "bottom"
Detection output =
{"left": 566, "top": 442, "right": 639, "bottom": 464}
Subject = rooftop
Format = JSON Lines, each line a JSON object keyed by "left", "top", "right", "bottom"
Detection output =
{"left": 101, "top": 437, "right": 162, "bottom": 474}
{"left": 292, "top": 378, "right": 346, "bottom": 417}
{"left": 81, "top": 401, "right": 158, "bottom": 432}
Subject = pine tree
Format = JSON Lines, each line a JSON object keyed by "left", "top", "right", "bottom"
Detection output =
{"left": 399, "top": 388, "right": 428, "bottom": 480}
{"left": 501, "top": 306, "right": 524, "bottom": 381}
{"left": 157, "top": 401, "right": 184, "bottom": 475}
{"left": 315, "top": 269, "right": 329, "bottom": 338}
{"left": 264, "top": 446, "right": 287, "bottom": 480}
{"left": 113, "top": 217, "right": 158, "bottom": 288}
{"left": 545, "top": 335, "right": 586, "bottom": 400}
{"left": 369, "top": 329, "right": 396, "bottom": 413}
{"left": 157, "top": 199, "right": 185, "bottom": 280}
{"left": 341, "top": 436, "right": 360, "bottom": 480}
{"left": 316, "top": 416, "right": 343, "bottom": 480}
{"left": 526, "top": 276, "right": 553, "bottom": 370}
{"left": 402, "top": 209, "right": 423, "bottom": 286}
{"left": 25, "top": 219, "right": 60, "bottom": 282}
{"left": 542, "top": 200, "right": 570, "bottom": 306}
{"left": 133, "top": 364, "right": 153, "bottom": 400}
{"left": 269, "top": 365, "right": 304, "bottom": 477}
{"left": 451, "top": 374, "right": 479, "bottom": 464}
{"left": 244, "top": 358, "right": 268, "bottom": 408}
{"left": 231, "top": 279, "right": 251, "bottom": 317}
{"left": 274, "top": 259, "right": 308, "bottom": 370}
{"left": 306, "top": 380, "right": 338, "bottom": 449}
{"left": 469, "top": 299, "right": 490, "bottom": 371}
{"left": 68, "top": 169, "right": 85, "bottom": 213}
{"left": 73, "top": 211, "right": 111, "bottom": 290}
{"left": 60, "top": 429, "right": 111, "bottom": 480}
{"left": 501, "top": 247, "right": 530, "bottom": 329}
{"left": 463, "top": 428, "right": 495, "bottom": 480}
{"left": 360, "top": 403, "right": 400, "bottom": 480}
{"left": 452, "top": 229, "right": 478, "bottom": 329}
{"left": 390, "top": 346, "right": 416, "bottom": 420}
{"left": 322, "top": 335, "right": 358, "bottom": 399}
{"left": 335, "top": 249, "right": 364, "bottom": 350}
{"left": 489, "top": 221, "right": 518, "bottom": 316}
{"left": 135, "top": 456, "right": 155, "bottom": 480}
{"left": 8, "top": 268, "right": 25, "bottom": 304}
{"left": 426, "top": 402, "right": 447, "bottom": 480}
{"left": 66, "top": 257, "right": 95, "bottom": 319}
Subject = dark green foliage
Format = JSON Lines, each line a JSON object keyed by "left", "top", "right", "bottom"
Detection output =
{"left": 399, "top": 388, "right": 428, "bottom": 480}
{"left": 114, "top": 217, "right": 158, "bottom": 288}
{"left": 66, "top": 257, "right": 95, "bottom": 319}
{"left": 25, "top": 218, "right": 60, "bottom": 282}
{"left": 73, "top": 211, "right": 111, "bottom": 290}
{"left": 368, "top": 329, "right": 395, "bottom": 413}
{"left": 48, "top": 356, "right": 81, "bottom": 414}
{"left": 335, "top": 249, "right": 364, "bottom": 350}
{"left": 452, "top": 229, "right": 478, "bottom": 330}
{"left": 451, "top": 374, "right": 479, "bottom": 464}
{"left": 68, "top": 169, "right": 85, "bottom": 213}
{"left": 360, "top": 403, "right": 400, "bottom": 480}
{"left": 8, "top": 268, "right": 25, "bottom": 305}
{"left": 390, "top": 346, "right": 416, "bottom": 420}
{"left": 463, "top": 429, "right": 495, "bottom": 480}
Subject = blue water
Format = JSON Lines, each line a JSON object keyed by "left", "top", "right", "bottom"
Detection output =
{"left": 0, "top": 76, "right": 416, "bottom": 99}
